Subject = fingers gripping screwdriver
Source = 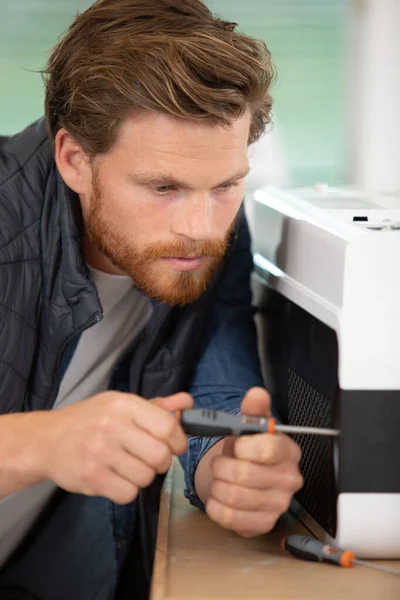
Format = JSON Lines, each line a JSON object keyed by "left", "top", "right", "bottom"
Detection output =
{"left": 282, "top": 534, "right": 400, "bottom": 577}
{"left": 178, "top": 409, "right": 339, "bottom": 437}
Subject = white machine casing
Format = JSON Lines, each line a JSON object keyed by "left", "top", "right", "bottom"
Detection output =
{"left": 248, "top": 185, "right": 400, "bottom": 559}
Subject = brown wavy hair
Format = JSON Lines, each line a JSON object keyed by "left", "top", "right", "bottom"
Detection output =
{"left": 43, "top": 0, "right": 276, "bottom": 156}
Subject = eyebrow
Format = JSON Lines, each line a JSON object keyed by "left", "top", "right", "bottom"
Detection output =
{"left": 128, "top": 166, "right": 251, "bottom": 190}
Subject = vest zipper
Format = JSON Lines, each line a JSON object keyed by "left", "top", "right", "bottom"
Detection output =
{"left": 48, "top": 311, "right": 103, "bottom": 406}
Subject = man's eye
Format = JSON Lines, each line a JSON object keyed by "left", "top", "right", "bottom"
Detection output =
{"left": 151, "top": 185, "right": 176, "bottom": 194}
{"left": 216, "top": 181, "right": 239, "bottom": 192}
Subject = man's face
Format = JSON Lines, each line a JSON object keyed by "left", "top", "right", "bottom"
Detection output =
{"left": 83, "top": 111, "right": 250, "bottom": 305}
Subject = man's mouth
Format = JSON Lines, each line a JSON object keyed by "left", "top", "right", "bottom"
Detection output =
{"left": 161, "top": 256, "right": 207, "bottom": 271}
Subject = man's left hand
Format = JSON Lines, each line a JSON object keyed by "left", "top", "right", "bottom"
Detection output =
{"left": 205, "top": 387, "right": 303, "bottom": 538}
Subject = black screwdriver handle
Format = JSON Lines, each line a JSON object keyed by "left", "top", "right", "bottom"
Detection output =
{"left": 179, "top": 409, "right": 274, "bottom": 437}
{"left": 282, "top": 535, "right": 355, "bottom": 568}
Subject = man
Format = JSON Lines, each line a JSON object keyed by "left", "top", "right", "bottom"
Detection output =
{"left": 0, "top": 0, "right": 302, "bottom": 598}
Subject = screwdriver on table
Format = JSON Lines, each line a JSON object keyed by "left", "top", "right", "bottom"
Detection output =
{"left": 178, "top": 409, "right": 339, "bottom": 437}
{"left": 282, "top": 534, "right": 400, "bottom": 577}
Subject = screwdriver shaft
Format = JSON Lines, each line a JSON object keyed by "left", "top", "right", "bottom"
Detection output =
{"left": 354, "top": 559, "right": 400, "bottom": 577}
{"left": 276, "top": 424, "right": 339, "bottom": 437}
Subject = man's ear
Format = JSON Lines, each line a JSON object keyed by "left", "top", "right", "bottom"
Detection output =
{"left": 54, "top": 129, "right": 92, "bottom": 195}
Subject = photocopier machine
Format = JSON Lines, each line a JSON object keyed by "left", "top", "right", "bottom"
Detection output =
{"left": 247, "top": 185, "right": 400, "bottom": 559}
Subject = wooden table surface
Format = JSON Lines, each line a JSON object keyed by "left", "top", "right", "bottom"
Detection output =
{"left": 150, "top": 461, "right": 400, "bottom": 600}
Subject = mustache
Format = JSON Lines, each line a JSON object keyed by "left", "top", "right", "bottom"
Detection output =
{"left": 139, "top": 237, "right": 230, "bottom": 261}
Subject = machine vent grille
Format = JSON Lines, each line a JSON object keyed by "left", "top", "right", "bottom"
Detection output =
{"left": 288, "top": 367, "right": 337, "bottom": 537}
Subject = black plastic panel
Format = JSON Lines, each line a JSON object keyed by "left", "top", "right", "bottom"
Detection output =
{"left": 339, "top": 390, "right": 400, "bottom": 493}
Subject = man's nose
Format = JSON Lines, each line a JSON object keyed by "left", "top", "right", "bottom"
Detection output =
{"left": 171, "top": 193, "right": 214, "bottom": 240}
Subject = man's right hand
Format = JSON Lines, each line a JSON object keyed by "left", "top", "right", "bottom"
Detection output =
{"left": 0, "top": 391, "right": 193, "bottom": 503}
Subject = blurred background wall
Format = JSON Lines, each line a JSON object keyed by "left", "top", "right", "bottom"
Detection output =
{"left": 210, "top": 0, "right": 349, "bottom": 189}
{"left": 1, "top": 0, "right": 399, "bottom": 196}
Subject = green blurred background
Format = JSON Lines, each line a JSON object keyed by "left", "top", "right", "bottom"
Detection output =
{"left": 1, "top": 0, "right": 349, "bottom": 186}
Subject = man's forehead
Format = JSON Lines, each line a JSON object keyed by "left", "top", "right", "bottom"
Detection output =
{"left": 115, "top": 110, "right": 251, "bottom": 155}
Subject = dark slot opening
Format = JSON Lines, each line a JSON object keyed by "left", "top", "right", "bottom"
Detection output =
{"left": 353, "top": 216, "right": 368, "bottom": 222}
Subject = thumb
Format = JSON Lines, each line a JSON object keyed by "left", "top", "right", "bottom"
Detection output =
{"left": 240, "top": 386, "right": 271, "bottom": 417}
{"left": 223, "top": 387, "right": 271, "bottom": 457}
{"left": 151, "top": 392, "right": 194, "bottom": 412}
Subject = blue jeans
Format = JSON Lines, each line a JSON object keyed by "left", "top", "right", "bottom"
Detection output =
{"left": 0, "top": 491, "right": 125, "bottom": 600}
